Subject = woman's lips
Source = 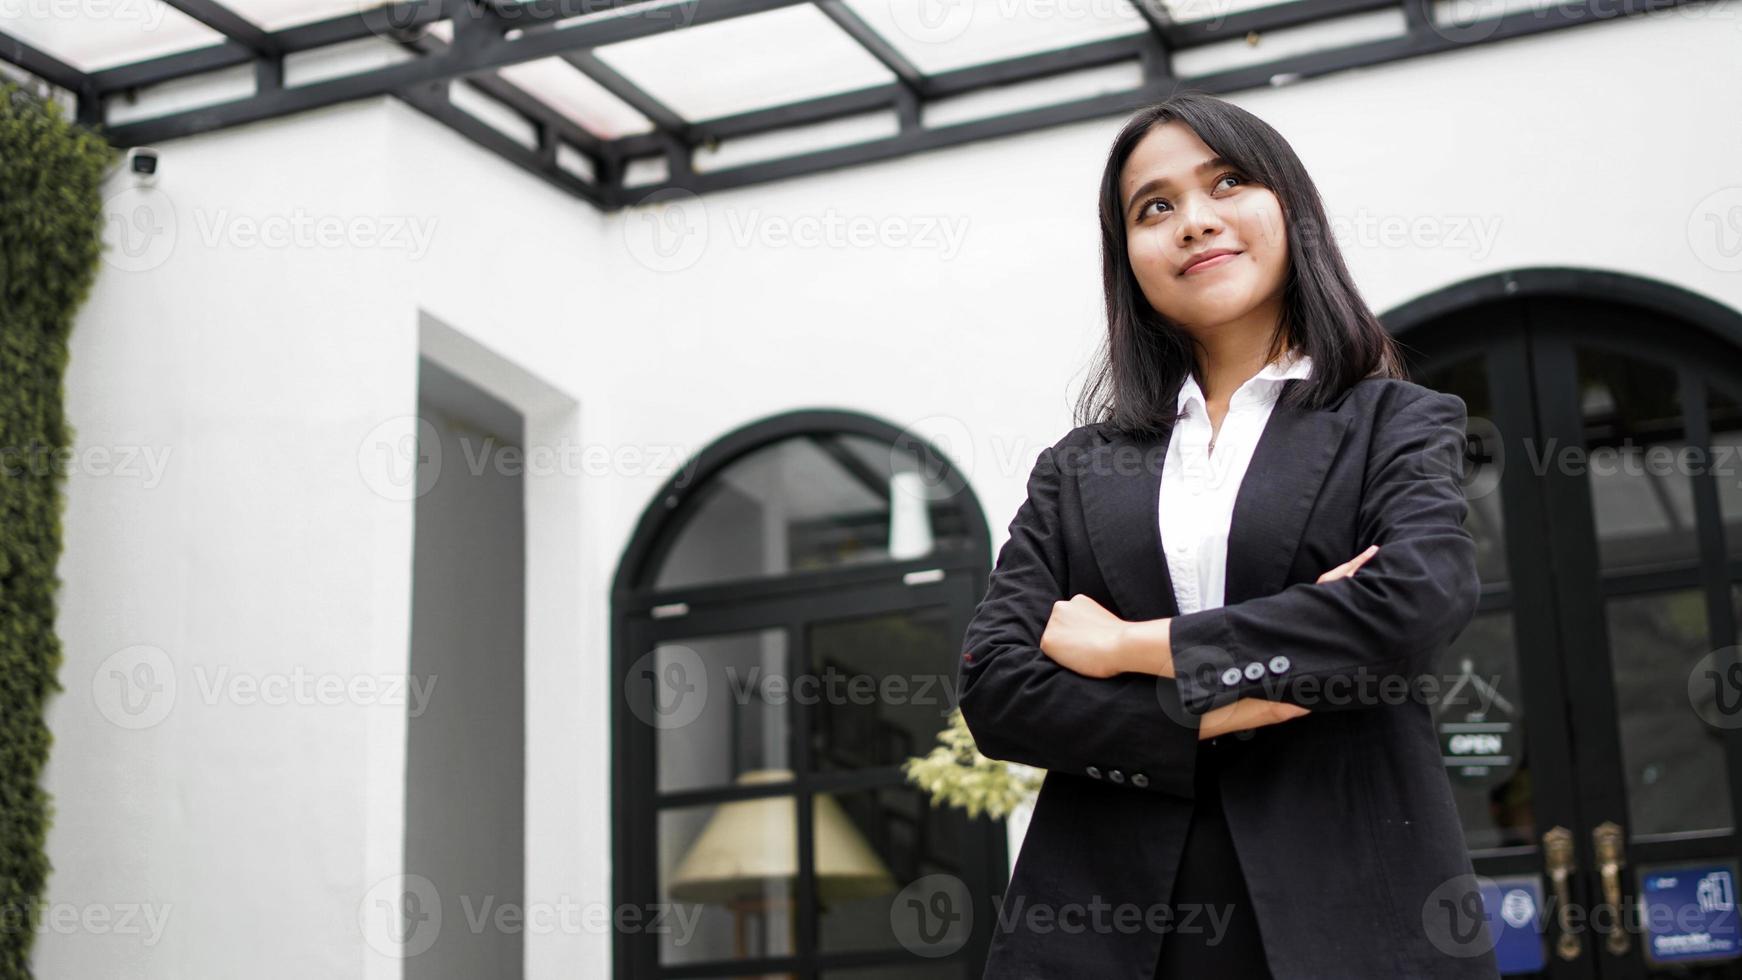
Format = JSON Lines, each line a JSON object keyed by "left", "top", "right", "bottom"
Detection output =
{"left": 1182, "top": 251, "right": 1240, "bottom": 275}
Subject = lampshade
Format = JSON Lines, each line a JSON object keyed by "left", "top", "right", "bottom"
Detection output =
{"left": 668, "top": 768, "right": 898, "bottom": 906}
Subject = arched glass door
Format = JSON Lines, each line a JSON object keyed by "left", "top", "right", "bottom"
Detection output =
{"left": 611, "top": 412, "right": 1006, "bottom": 980}
{"left": 1408, "top": 293, "right": 1742, "bottom": 980}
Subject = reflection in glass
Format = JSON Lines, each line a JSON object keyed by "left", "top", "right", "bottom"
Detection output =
{"left": 1706, "top": 383, "right": 1742, "bottom": 561}
{"left": 815, "top": 783, "right": 960, "bottom": 955}
{"left": 1420, "top": 355, "right": 1508, "bottom": 588}
{"left": 1606, "top": 589, "right": 1732, "bottom": 838}
{"left": 808, "top": 608, "right": 957, "bottom": 773}
{"left": 1432, "top": 612, "right": 1533, "bottom": 850}
{"left": 656, "top": 629, "right": 790, "bottom": 795}
{"left": 823, "top": 962, "right": 968, "bottom": 978}
{"left": 1577, "top": 348, "right": 1700, "bottom": 572}
{"left": 661, "top": 786, "right": 799, "bottom": 965}
{"left": 655, "top": 434, "right": 973, "bottom": 591}
{"left": 661, "top": 772, "right": 900, "bottom": 966}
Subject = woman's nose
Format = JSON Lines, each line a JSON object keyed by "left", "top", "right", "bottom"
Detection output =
{"left": 1174, "top": 194, "right": 1224, "bottom": 243}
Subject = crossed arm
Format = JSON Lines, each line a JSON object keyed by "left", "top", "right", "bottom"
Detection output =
{"left": 954, "top": 391, "right": 1481, "bottom": 800}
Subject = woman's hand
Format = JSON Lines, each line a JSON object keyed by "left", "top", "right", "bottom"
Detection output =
{"left": 1199, "top": 698, "right": 1311, "bottom": 739}
{"left": 1198, "top": 544, "right": 1382, "bottom": 738}
{"left": 1317, "top": 543, "right": 1379, "bottom": 583}
{"left": 1038, "top": 594, "right": 1132, "bottom": 679}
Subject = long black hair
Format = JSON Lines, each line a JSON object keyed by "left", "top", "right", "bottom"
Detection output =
{"left": 1075, "top": 91, "right": 1407, "bottom": 439}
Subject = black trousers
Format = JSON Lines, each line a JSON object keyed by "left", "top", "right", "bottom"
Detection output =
{"left": 1154, "top": 737, "right": 1275, "bottom": 979}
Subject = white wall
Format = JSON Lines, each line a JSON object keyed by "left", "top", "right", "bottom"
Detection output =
{"left": 34, "top": 3, "right": 1742, "bottom": 977}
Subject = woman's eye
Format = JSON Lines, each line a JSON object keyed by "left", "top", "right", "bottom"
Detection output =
{"left": 1136, "top": 174, "right": 1243, "bottom": 221}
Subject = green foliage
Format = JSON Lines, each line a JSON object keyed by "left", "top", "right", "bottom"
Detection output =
{"left": 902, "top": 708, "right": 1044, "bottom": 820}
{"left": 0, "top": 81, "right": 116, "bottom": 979}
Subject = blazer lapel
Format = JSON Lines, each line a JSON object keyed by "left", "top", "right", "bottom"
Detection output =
{"left": 1077, "top": 379, "right": 1354, "bottom": 622}
{"left": 1224, "top": 388, "right": 1353, "bottom": 604}
{"left": 1079, "top": 424, "right": 1178, "bottom": 622}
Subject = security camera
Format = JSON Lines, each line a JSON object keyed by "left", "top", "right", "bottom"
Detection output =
{"left": 125, "top": 147, "right": 159, "bottom": 185}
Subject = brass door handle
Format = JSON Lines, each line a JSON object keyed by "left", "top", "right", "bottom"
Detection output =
{"left": 1543, "top": 826, "right": 1583, "bottom": 961}
{"left": 1592, "top": 820, "right": 1630, "bottom": 956}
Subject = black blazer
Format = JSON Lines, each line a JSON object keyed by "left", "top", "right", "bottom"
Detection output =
{"left": 957, "top": 377, "right": 1501, "bottom": 979}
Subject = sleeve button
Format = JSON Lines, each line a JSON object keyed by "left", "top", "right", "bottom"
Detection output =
{"left": 1108, "top": 769, "right": 1125, "bottom": 784}
{"left": 1131, "top": 773, "right": 1149, "bottom": 788}
{"left": 1268, "top": 654, "right": 1291, "bottom": 674}
{"left": 1220, "top": 666, "right": 1243, "bottom": 686}
{"left": 1243, "top": 661, "right": 1265, "bottom": 681}
{"left": 1085, "top": 765, "right": 1102, "bottom": 779}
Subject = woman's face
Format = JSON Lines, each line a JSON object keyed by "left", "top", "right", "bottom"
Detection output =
{"left": 1119, "top": 120, "right": 1289, "bottom": 338}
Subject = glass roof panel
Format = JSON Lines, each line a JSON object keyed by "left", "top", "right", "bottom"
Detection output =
{"left": 1167, "top": 0, "right": 1311, "bottom": 22}
{"left": 592, "top": 4, "right": 896, "bottom": 122}
{"left": 498, "top": 57, "right": 657, "bottom": 139}
{"left": 218, "top": 0, "right": 397, "bottom": 30}
{"left": 427, "top": 20, "right": 656, "bottom": 136}
{"left": 837, "top": 0, "right": 1147, "bottom": 75}
{"left": 5, "top": 5, "right": 225, "bottom": 72}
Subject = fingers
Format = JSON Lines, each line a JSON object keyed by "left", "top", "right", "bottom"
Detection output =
{"left": 1316, "top": 543, "right": 1379, "bottom": 584}
{"left": 1198, "top": 698, "right": 1311, "bottom": 740}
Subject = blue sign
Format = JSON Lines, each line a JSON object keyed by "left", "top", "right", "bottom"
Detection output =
{"left": 1639, "top": 861, "right": 1740, "bottom": 965}
{"left": 1478, "top": 874, "right": 1546, "bottom": 975}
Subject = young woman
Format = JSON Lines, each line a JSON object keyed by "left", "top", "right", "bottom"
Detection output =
{"left": 956, "top": 93, "right": 1499, "bottom": 979}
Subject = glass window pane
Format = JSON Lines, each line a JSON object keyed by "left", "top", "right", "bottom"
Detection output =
{"left": 1607, "top": 589, "right": 1732, "bottom": 838}
{"left": 655, "top": 433, "right": 971, "bottom": 591}
{"left": 661, "top": 785, "right": 799, "bottom": 965}
{"left": 1577, "top": 348, "right": 1700, "bottom": 572}
{"left": 813, "top": 784, "right": 965, "bottom": 957}
{"left": 808, "top": 607, "right": 957, "bottom": 773}
{"left": 1420, "top": 354, "right": 1508, "bottom": 588}
{"left": 1707, "top": 382, "right": 1742, "bottom": 562}
{"left": 825, "top": 965, "right": 968, "bottom": 979}
{"left": 655, "top": 629, "right": 791, "bottom": 794}
{"left": 1433, "top": 611, "right": 1533, "bottom": 850}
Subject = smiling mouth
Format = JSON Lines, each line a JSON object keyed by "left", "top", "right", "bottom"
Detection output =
{"left": 1181, "top": 251, "right": 1241, "bottom": 275}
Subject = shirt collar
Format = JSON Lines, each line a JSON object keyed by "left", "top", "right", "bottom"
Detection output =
{"left": 1177, "top": 347, "right": 1314, "bottom": 415}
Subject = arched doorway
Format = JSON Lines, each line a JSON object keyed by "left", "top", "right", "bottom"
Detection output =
{"left": 1389, "top": 270, "right": 1742, "bottom": 979}
{"left": 610, "top": 410, "right": 1007, "bottom": 979}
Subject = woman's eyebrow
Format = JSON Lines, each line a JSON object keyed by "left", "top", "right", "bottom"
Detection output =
{"left": 1125, "top": 156, "right": 1232, "bottom": 214}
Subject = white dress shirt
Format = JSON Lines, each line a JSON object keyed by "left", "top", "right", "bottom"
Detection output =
{"left": 1159, "top": 347, "right": 1315, "bottom": 616}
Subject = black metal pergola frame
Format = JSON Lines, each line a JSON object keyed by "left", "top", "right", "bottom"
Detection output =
{"left": 0, "top": 0, "right": 1691, "bottom": 210}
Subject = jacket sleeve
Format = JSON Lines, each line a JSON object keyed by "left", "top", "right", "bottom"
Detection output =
{"left": 1167, "top": 390, "right": 1481, "bottom": 715}
{"left": 955, "top": 439, "right": 1202, "bottom": 800}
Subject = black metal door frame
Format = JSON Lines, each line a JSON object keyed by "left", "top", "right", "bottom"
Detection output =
{"left": 1404, "top": 280, "right": 1742, "bottom": 980}
{"left": 618, "top": 568, "right": 1005, "bottom": 979}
